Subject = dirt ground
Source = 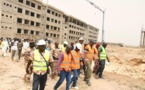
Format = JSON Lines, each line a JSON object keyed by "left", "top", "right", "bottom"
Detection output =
{"left": 0, "top": 46, "right": 145, "bottom": 90}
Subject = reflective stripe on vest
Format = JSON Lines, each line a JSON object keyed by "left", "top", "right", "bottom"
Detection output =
{"left": 61, "top": 45, "right": 66, "bottom": 52}
{"left": 71, "top": 50, "right": 80, "bottom": 69}
{"left": 100, "top": 46, "right": 107, "bottom": 60}
{"left": 33, "top": 49, "right": 50, "bottom": 72}
{"left": 1, "top": 41, "right": 6, "bottom": 48}
{"left": 60, "top": 52, "right": 71, "bottom": 71}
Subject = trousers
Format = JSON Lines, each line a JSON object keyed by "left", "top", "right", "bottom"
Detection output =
{"left": 84, "top": 60, "right": 92, "bottom": 81}
{"left": 32, "top": 73, "right": 47, "bottom": 90}
{"left": 70, "top": 69, "right": 80, "bottom": 87}
{"left": 96, "top": 60, "right": 105, "bottom": 77}
{"left": 54, "top": 70, "right": 71, "bottom": 90}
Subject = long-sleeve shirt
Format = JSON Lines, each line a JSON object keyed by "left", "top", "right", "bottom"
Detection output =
{"left": 57, "top": 52, "right": 63, "bottom": 74}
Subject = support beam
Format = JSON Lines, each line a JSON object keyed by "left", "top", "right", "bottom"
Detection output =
{"left": 140, "top": 31, "right": 143, "bottom": 46}
{"left": 143, "top": 32, "right": 145, "bottom": 46}
{"left": 142, "top": 32, "right": 144, "bottom": 46}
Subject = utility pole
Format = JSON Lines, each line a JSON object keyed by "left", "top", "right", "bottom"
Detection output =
{"left": 85, "top": 0, "right": 105, "bottom": 43}
{"left": 140, "top": 25, "right": 144, "bottom": 48}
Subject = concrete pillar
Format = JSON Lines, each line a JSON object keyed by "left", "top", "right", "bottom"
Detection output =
{"left": 143, "top": 32, "right": 144, "bottom": 45}
{"left": 140, "top": 31, "right": 143, "bottom": 46}
{"left": 143, "top": 32, "right": 145, "bottom": 46}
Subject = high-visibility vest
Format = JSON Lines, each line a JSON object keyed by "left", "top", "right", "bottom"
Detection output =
{"left": 61, "top": 45, "right": 66, "bottom": 52}
{"left": 33, "top": 49, "right": 50, "bottom": 72}
{"left": 71, "top": 50, "right": 81, "bottom": 69}
{"left": 1, "top": 41, "right": 6, "bottom": 48}
{"left": 60, "top": 52, "right": 72, "bottom": 71}
{"left": 85, "top": 45, "right": 97, "bottom": 60}
{"left": 99, "top": 45, "right": 107, "bottom": 60}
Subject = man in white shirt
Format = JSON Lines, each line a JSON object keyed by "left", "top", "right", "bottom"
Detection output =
{"left": 1, "top": 38, "right": 9, "bottom": 56}
{"left": 11, "top": 39, "right": 18, "bottom": 60}
{"left": 22, "top": 39, "right": 29, "bottom": 54}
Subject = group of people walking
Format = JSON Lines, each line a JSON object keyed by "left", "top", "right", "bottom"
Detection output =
{"left": 0, "top": 37, "right": 110, "bottom": 90}
{"left": 0, "top": 38, "right": 33, "bottom": 61}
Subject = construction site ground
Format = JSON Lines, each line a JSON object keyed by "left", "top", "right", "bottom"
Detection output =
{"left": 0, "top": 46, "right": 145, "bottom": 90}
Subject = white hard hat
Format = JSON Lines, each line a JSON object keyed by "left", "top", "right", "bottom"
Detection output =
{"left": 63, "top": 41, "right": 68, "bottom": 45}
{"left": 3, "top": 38, "right": 6, "bottom": 40}
{"left": 37, "top": 39, "right": 46, "bottom": 45}
{"left": 75, "top": 43, "right": 82, "bottom": 50}
{"left": 79, "top": 37, "right": 84, "bottom": 40}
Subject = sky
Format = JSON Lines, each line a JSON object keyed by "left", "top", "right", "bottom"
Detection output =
{"left": 42, "top": 0, "right": 145, "bottom": 46}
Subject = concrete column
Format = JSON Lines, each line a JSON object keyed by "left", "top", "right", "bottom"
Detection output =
{"left": 143, "top": 32, "right": 145, "bottom": 46}
{"left": 143, "top": 32, "right": 144, "bottom": 46}
{"left": 140, "top": 31, "right": 143, "bottom": 46}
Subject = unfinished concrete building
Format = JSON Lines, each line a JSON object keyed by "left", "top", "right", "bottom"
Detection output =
{"left": 0, "top": 0, "right": 99, "bottom": 43}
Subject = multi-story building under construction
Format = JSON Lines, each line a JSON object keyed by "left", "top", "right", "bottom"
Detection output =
{"left": 0, "top": 0, "right": 99, "bottom": 43}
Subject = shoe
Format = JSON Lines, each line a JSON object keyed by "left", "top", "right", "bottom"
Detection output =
{"left": 87, "top": 81, "right": 91, "bottom": 86}
{"left": 99, "top": 76, "right": 105, "bottom": 79}
{"left": 83, "top": 78, "right": 87, "bottom": 81}
{"left": 72, "top": 86, "right": 79, "bottom": 90}
{"left": 95, "top": 75, "right": 99, "bottom": 79}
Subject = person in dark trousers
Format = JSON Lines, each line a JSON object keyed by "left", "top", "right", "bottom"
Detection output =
{"left": 93, "top": 43, "right": 101, "bottom": 73}
{"left": 26, "top": 39, "right": 55, "bottom": 90}
{"left": 70, "top": 42, "right": 74, "bottom": 50}
{"left": 75, "top": 37, "right": 86, "bottom": 75}
{"left": 17, "top": 39, "right": 23, "bottom": 59}
{"left": 23, "top": 42, "right": 35, "bottom": 82}
{"left": 54, "top": 45, "right": 72, "bottom": 90}
{"left": 70, "top": 43, "right": 82, "bottom": 89}
{"left": 96, "top": 43, "right": 110, "bottom": 78}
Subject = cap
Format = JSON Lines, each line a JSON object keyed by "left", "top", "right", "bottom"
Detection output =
{"left": 75, "top": 43, "right": 82, "bottom": 50}
{"left": 3, "top": 38, "right": 6, "bottom": 40}
{"left": 63, "top": 41, "right": 68, "bottom": 45}
{"left": 37, "top": 39, "right": 46, "bottom": 45}
{"left": 96, "top": 43, "right": 101, "bottom": 49}
{"left": 90, "top": 39, "right": 95, "bottom": 44}
{"left": 79, "top": 37, "right": 84, "bottom": 40}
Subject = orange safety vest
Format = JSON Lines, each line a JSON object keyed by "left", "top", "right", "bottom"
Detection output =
{"left": 84, "top": 45, "right": 98, "bottom": 60}
{"left": 60, "top": 52, "right": 72, "bottom": 71}
{"left": 71, "top": 50, "right": 81, "bottom": 69}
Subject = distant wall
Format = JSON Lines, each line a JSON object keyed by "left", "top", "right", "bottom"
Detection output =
{"left": 98, "top": 42, "right": 124, "bottom": 47}
{"left": 107, "top": 42, "right": 124, "bottom": 47}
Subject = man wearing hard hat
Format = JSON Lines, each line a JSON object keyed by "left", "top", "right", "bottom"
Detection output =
{"left": 54, "top": 45, "right": 72, "bottom": 90}
{"left": 61, "top": 41, "right": 68, "bottom": 52}
{"left": 26, "top": 39, "right": 55, "bottom": 90}
{"left": 70, "top": 43, "right": 82, "bottom": 89}
{"left": 74, "top": 37, "right": 86, "bottom": 75}
{"left": 84, "top": 40, "right": 98, "bottom": 86}
{"left": 96, "top": 43, "right": 110, "bottom": 78}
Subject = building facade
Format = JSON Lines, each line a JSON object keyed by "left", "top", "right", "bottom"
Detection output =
{"left": 0, "top": 0, "right": 99, "bottom": 43}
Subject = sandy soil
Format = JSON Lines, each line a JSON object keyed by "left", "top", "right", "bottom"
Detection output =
{"left": 0, "top": 46, "right": 145, "bottom": 90}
